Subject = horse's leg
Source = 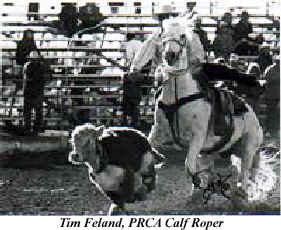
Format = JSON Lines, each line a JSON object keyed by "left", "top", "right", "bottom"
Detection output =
{"left": 148, "top": 105, "right": 172, "bottom": 149}
{"left": 240, "top": 115, "right": 263, "bottom": 195}
{"left": 107, "top": 203, "right": 118, "bottom": 216}
{"left": 185, "top": 135, "right": 206, "bottom": 195}
{"left": 107, "top": 203, "right": 128, "bottom": 216}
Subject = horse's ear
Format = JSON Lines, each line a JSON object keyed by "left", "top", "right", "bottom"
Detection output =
{"left": 95, "top": 125, "right": 105, "bottom": 137}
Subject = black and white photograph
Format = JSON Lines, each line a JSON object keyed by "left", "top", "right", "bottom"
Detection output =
{"left": 0, "top": 0, "right": 280, "bottom": 221}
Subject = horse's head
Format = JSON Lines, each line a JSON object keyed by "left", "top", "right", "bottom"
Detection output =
{"left": 69, "top": 123, "right": 105, "bottom": 172}
{"left": 161, "top": 19, "right": 190, "bottom": 72}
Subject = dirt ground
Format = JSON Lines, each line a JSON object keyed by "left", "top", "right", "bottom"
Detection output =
{"left": 0, "top": 141, "right": 279, "bottom": 216}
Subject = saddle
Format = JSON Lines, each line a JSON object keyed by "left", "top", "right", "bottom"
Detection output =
{"left": 208, "top": 87, "right": 248, "bottom": 136}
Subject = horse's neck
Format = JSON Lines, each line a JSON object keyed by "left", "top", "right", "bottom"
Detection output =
{"left": 161, "top": 70, "right": 201, "bottom": 104}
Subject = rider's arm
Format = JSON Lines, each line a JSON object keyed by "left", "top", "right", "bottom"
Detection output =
{"left": 190, "top": 32, "right": 205, "bottom": 65}
{"left": 130, "top": 31, "right": 161, "bottom": 72}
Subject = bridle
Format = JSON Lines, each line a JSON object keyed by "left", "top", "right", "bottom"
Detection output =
{"left": 162, "top": 35, "right": 187, "bottom": 66}
{"left": 160, "top": 35, "right": 192, "bottom": 143}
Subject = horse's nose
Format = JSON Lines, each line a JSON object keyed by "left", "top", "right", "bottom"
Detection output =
{"left": 165, "top": 51, "right": 176, "bottom": 65}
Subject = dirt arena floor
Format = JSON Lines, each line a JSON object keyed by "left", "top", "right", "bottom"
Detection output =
{"left": 0, "top": 136, "right": 279, "bottom": 216}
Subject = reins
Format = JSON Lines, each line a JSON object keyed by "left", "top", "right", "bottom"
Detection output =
{"left": 163, "top": 36, "right": 193, "bottom": 147}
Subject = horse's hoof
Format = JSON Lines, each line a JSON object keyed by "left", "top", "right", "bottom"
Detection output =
{"left": 134, "top": 185, "right": 148, "bottom": 201}
{"left": 143, "top": 175, "right": 156, "bottom": 192}
{"left": 187, "top": 188, "right": 204, "bottom": 204}
{"left": 108, "top": 206, "right": 127, "bottom": 216}
{"left": 232, "top": 187, "right": 248, "bottom": 200}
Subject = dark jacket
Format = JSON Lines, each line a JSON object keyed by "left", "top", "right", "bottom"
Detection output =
{"left": 99, "top": 129, "right": 151, "bottom": 171}
{"left": 16, "top": 40, "right": 40, "bottom": 65}
{"left": 24, "top": 60, "right": 51, "bottom": 99}
{"left": 234, "top": 21, "right": 253, "bottom": 42}
{"left": 16, "top": 40, "right": 39, "bottom": 66}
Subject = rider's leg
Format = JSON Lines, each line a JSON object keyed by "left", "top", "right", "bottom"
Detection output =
{"left": 202, "top": 63, "right": 260, "bottom": 87}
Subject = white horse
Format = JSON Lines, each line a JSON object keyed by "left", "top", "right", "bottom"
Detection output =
{"left": 145, "top": 18, "right": 265, "bottom": 200}
{"left": 69, "top": 123, "right": 165, "bottom": 215}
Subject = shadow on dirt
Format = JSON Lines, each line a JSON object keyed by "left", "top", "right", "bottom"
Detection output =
{"left": 0, "top": 151, "right": 70, "bottom": 170}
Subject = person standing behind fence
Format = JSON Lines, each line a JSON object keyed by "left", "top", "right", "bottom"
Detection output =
{"left": 121, "top": 33, "right": 143, "bottom": 127}
{"left": 22, "top": 51, "right": 50, "bottom": 136}
{"left": 16, "top": 29, "right": 40, "bottom": 66}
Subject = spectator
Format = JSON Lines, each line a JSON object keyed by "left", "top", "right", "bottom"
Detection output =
{"left": 78, "top": 3, "right": 105, "bottom": 30}
{"left": 234, "top": 11, "right": 253, "bottom": 43}
{"left": 59, "top": 3, "right": 78, "bottom": 37}
{"left": 213, "top": 12, "right": 235, "bottom": 60}
{"left": 233, "top": 11, "right": 255, "bottom": 55}
{"left": 193, "top": 16, "right": 210, "bottom": 54}
{"left": 258, "top": 48, "right": 273, "bottom": 75}
{"left": 16, "top": 29, "right": 40, "bottom": 66}
{"left": 22, "top": 51, "right": 50, "bottom": 135}
{"left": 15, "top": 29, "right": 40, "bottom": 94}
